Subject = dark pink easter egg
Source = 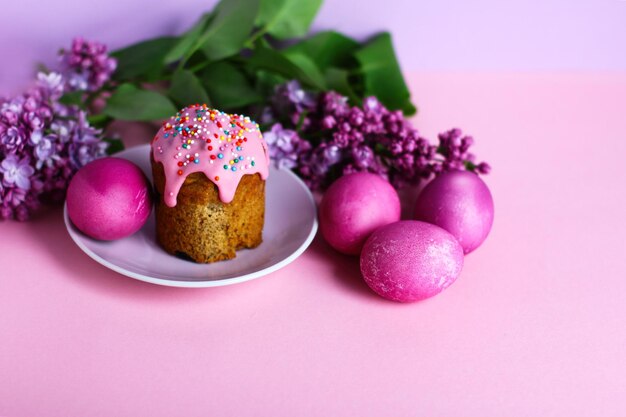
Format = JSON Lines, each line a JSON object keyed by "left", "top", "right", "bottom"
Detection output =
{"left": 67, "top": 157, "right": 152, "bottom": 241}
{"left": 320, "top": 172, "right": 401, "bottom": 255}
{"left": 414, "top": 171, "right": 494, "bottom": 254}
{"left": 360, "top": 221, "right": 464, "bottom": 302}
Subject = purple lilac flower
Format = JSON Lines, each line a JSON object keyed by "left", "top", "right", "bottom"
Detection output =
{"left": 265, "top": 81, "right": 490, "bottom": 190}
{"left": 297, "top": 144, "right": 343, "bottom": 190}
{"left": 270, "top": 81, "right": 317, "bottom": 130}
{"left": 436, "top": 128, "right": 491, "bottom": 174}
{"left": 272, "top": 80, "right": 316, "bottom": 114}
{"left": 351, "top": 145, "right": 376, "bottom": 169}
{"left": 1, "top": 126, "right": 27, "bottom": 153}
{"left": 60, "top": 37, "right": 117, "bottom": 92}
{"left": 264, "top": 123, "right": 311, "bottom": 170}
{"left": 36, "top": 72, "right": 64, "bottom": 101}
{"left": 0, "top": 37, "right": 114, "bottom": 221}
{"left": 0, "top": 155, "right": 35, "bottom": 190}
{"left": 29, "top": 131, "right": 55, "bottom": 168}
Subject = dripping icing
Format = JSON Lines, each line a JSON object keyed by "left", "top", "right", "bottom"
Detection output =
{"left": 152, "top": 104, "right": 269, "bottom": 207}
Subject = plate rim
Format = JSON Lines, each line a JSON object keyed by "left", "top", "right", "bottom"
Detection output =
{"left": 64, "top": 145, "right": 318, "bottom": 288}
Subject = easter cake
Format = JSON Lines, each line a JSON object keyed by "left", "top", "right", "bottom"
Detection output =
{"left": 151, "top": 104, "right": 269, "bottom": 263}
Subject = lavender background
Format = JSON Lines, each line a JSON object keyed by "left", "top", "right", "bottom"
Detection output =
{"left": 1, "top": 0, "right": 624, "bottom": 94}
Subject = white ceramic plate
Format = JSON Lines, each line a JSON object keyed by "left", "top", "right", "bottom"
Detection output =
{"left": 64, "top": 144, "right": 318, "bottom": 287}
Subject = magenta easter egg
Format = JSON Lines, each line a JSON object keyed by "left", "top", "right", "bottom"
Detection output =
{"left": 414, "top": 171, "right": 494, "bottom": 254}
{"left": 320, "top": 172, "right": 401, "bottom": 255}
{"left": 67, "top": 157, "right": 152, "bottom": 240}
{"left": 360, "top": 221, "right": 464, "bottom": 302}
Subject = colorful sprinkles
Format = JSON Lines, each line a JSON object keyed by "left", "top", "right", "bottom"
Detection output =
{"left": 152, "top": 104, "right": 268, "bottom": 207}
{"left": 158, "top": 104, "right": 262, "bottom": 179}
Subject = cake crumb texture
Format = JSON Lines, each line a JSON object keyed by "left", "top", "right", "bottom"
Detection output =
{"left": 152, "top": 159, "right": 265, "bottom": 263}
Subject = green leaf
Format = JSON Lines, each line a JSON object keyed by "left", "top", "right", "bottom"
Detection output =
{"left": 112, "top": 37, "right": 179, "bottom": 81}
{"left": 194, "top": 0, "right": 260, "bottom": 61}
{"left": 87, "top": 113, "right": 112, "bottom": 129}
{"left": 168, "top": 70, "right": 210, "bottom": 108}
{"left": 285, "top": 31, "right": 359, "bottom": 70}
{"left": 254, "top": 69, "right": 287, "bottom": 98}
{"left": 324, "top": 67, "right": 360, "bottom": 104}
{"left": 199, "top": 62, "right": 261, "bottom": 109}
{"left": 164, "top": 13, "right": 212, "bottom": 65}
{"left": 104, "top": 138, "right": 125, "bottom": 155}
{"left": 104, "top": 83, "right": 177, "bottom": 121}
{"left": 256, "top": 0, "right": 323, "bottom": 39}
{"left": 284, "top": 53, "right": 326, "bottom": 89}
{"left": 246, "top": 47, "right": 326, "bottom": 90}
{"left": 354, "top": 33, "right": 416, "bottom": 115}
{"left": 58, "top": 91, "right": 85, "bottom": 107}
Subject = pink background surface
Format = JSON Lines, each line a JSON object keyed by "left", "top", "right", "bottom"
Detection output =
{"left": 2, "top": 72, "right": 626, "bottom": 416}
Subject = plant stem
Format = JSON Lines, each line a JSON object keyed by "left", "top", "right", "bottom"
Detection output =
{"left": 246, "top": 27, "right": 268, "bottom": 48}
{"left": 186, "top": 61, "right": 211, "bottom": 74}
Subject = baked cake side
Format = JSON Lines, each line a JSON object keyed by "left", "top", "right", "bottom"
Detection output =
{"left": 152, "top": 157, "right": 265, "bottom": 263}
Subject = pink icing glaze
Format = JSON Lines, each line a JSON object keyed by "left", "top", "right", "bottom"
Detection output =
{"left": 151, "top": 104, "right": 269, "bottom": 207}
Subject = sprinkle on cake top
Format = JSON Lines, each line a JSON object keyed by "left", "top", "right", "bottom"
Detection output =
{"left": 152, "top": 104, "right": 269, "bottom": 206}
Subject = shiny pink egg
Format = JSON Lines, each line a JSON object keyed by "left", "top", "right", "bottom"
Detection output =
{"left": 414, "top": 171, "right": 494, "bottom": 254}
{"left": 67, "top": 157, "right": 152, "bottom": 241}
{"left": 320, "top": 172, "right": 401, "bottom": 255}
{"left": 360, "top": 221, "right": 464, "bottom": 302}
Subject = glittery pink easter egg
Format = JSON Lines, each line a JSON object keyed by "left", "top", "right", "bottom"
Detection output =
{"left": 414, "top": 170, "right": 494, "bottom": 254}
{"left": 67, "top": 157, "right": 152, "bottom": 241}
{"left": 360, "top": 221, "right": 464, "bottom": 302}
{"left": 320, "top": 172, "right": 401, "bottom": 255}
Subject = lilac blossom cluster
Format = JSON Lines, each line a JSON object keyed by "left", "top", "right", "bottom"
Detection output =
{"left": 264, "top": 81, "right": 490, "bottom": 190}
{"left": 61, "top": 37, "right": 117, "bottom": 92}
{"left": 0, "top": 39, "right": 114, "bottom": 221}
